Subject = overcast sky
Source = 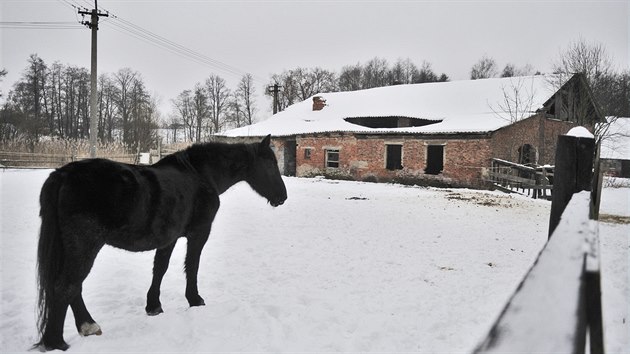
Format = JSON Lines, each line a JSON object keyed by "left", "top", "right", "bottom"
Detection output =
{"left": 1, "top": 0, "right": 628, "bottom": 119}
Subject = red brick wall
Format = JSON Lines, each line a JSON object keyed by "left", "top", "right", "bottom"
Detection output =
{"left": 294, "top": 134, "right": 493, "bottom": 188}
{"left": 491, "top": 113, "right": 580, "bottom": 165}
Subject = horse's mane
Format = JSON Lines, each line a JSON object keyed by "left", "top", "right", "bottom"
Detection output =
{"left": 157, "top": 141, "right": 255, "bottom": 174}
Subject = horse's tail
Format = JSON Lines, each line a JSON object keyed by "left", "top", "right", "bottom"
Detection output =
{"left": 36, "top": 170, "right": 64, "bottom": 343}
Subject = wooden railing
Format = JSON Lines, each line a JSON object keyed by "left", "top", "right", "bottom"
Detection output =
{"left": 487, "top": 158, "right": 553, "bottom": 199}
{"left": 0, "top": 151, "right": 138, "bottom": 168}
{"left": 475, "top": 134, "right": 604, "bottom": 354}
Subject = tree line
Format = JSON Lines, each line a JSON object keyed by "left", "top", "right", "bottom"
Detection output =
{"left": 266, "top": 57, "right": 450, "bottom": 112}
{"left": 0, "top": 54, "right": 159, "bottom": 151}
{"left": 1, "top": 39, "right": 627, "bottom": 153}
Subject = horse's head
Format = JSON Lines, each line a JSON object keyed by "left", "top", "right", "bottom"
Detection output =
{"left": 246, "top": 135, "right": 287, "bottom": 207}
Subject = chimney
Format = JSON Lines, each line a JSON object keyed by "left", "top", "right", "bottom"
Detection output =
{"left": 312, "top": 96, "right": 326, "bottom": 111}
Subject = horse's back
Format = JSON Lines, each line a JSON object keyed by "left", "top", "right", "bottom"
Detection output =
{"left": 48, "top": 158, "right": 204, "bottom": 251}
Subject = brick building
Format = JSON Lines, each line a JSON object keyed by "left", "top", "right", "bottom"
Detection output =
{"left": 218, "top": 74, "right": 602, "bottom": 188}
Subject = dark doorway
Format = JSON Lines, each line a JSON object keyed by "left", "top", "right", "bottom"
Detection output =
{"left": 425, "top": 145, "right": 444, "bottom": 175}
{"left": 284, "top": 139, "right": 296, "bottom": 176}
{"left": 386, "top": 145, "right": 403, "bottom": 170}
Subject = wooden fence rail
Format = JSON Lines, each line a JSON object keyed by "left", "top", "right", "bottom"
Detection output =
{"left": 0, "top": 151, "right": 139, "bottom": 168}
{"left": 487, "top": 158, "right": 554, "bottom": 199}
{"left": 475, "top": 134, "right": 604, "bottom": 354}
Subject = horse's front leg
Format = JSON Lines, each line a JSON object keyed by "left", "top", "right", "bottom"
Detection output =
{"left": 185, "top": 202, "right": 219, "bottom": 306}
{"left": 184, "top": 217, "right": 214, "bottom": 307}
{"left": 145, "top": 241, "right": 177, "bottom": 315}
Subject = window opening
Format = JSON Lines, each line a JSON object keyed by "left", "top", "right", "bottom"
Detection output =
{"left": 386, "top": 144, "right": 403, "bottom": 170}
{"left": 326, "top": 149, "right": 339, "bottom": 168}
{"left": 518, "top": 144, "right": 535, "bottom": 165}
{"left": 425, "top": 145, "right": 444, "bottom": 175}
{"left": 304, "top": 148, "right": 312, "bottom": 160}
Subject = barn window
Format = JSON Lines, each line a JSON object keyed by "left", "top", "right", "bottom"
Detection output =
{"left": 386, "top": 144, "right": 403, "bottom": 170}
{"left": 425, "top": 145, "right": 444, "bottom": 175}
{"left": 326, "top": 149, "right": 339, "bottom": 168}
{"left": 304, "top": 148, "right": 312, "bottom": 160}
{"left": 518, "top": 144, "right": 536, "bottom": 165}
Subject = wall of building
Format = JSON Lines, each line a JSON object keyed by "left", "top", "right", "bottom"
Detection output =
{"left": 294, "top": 133, "right": 493, "bottom": 188}
{"left": 491, "top": 113, "right": 579, "bottom": 166}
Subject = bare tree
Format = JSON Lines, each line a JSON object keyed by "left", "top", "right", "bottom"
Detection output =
{"left": 205, "top": 74, "right": 230, "bottom": 134}
{"left": 0, "top": 68, "right": 7, "bottom": 98}
{"left": 97, "top": 73, "right": 118, "bottom": 143}
{"left": 551, "top": 39, "right": 622, "bottom": 142}
{"left": 470, "top": 55, "right": 498, "bottom": 80}
{"left": 552, "top": 39, "right": 613, "bottom": 85}
{"left": 492, "top": 77, "right": 537, "bottom": 123}
{"left": 235, "top": 73, "right": 256, "bottom": 126}
{"left": 339, "top": 63, "right": 363, "bottom": 91}
{"left": 490, "top": 77, "right": 538, "bottom": 163}
{"left": 113, "top": 68, "right": 137, "bottom": 145}
{"left": 362, "top": 57, "right": 389, "bottom": 88}
{"left": 389, "top": 58, "right": 419, "bottom": 85}
{"left": 172, "top": 89, "right": 194, "bottom": 142}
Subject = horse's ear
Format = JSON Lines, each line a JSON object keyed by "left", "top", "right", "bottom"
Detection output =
{"left": 260, "top": 134, "right": 271, "bottom": 148}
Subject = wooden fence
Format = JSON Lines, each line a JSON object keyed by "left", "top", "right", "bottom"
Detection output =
{"left": 0, "top": 151, "right": 139, "bottom": 168}
{"left": 487, "top": 158, "right": 553, "bottom": 199}
{"left": 475, "top": 134, "right": 604, "bottom": 353}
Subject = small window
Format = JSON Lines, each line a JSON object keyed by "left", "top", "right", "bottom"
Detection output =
{"left": 386, "top": 144, "right": 403, "bottom": 170}
{"left": 518, "top": 144, "right": 536, "bottom": 165}
{"left": 326, "top": 149, "right": 339, "bottom": 168}
{"left": 425, "top": 145, "right": 444, "bottom": 175}
{"left": 304, "top": 148, "right": 312, "bottom": 160}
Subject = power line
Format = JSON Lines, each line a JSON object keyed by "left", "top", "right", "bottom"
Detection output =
{"left": 0, "top": 21, "right": 83, "bottom": 29}
{"left": 95, "top": 6, "right": 266, "bottom": 84}
{"left": 52, "top": 0, "right": 269, "bottom": 84}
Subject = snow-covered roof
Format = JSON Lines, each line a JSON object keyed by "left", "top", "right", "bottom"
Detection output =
{"left": 600, "top": 117, "right": 630, "bottom": 160}
{"left": 221, "top": 75, "right": 559, "bottom": 138}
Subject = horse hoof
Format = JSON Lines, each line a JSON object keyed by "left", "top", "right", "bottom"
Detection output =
{"left": 189, "top": 299, "right": 205, "bottom": 307}
{"left": 187, "top": 295, "right": 205, "bottom": 307}
{"left": 146, "top": 306, "right": 164, "bottom": 316}
{"left": 37, "top": 339, "right": 70, "bottom": 351}
{"left": 79, "top": 322, "right": 102, "bottom": 336}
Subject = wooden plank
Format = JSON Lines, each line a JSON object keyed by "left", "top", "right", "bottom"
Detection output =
{"left": 475, "top": 192, "right": 596, "bottom": 353}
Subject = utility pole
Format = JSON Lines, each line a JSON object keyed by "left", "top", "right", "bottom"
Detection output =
{"left": 267, "top": 83, "right": 281, "bottom": 114}
{"left": 79, "top": 1, "right": 108, "bottom": 158}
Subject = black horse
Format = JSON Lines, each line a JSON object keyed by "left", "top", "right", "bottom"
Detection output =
{"left": 35, "top": 135, "right": 287, "bottom": 351}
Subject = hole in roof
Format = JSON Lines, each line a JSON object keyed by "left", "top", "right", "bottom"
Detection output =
{"left": 344, "top": 116, "right": 442, "bottom": 129}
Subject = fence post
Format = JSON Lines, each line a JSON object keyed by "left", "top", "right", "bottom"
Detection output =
{"left": 548, "top": 134, "right": 595, "bottom": 237}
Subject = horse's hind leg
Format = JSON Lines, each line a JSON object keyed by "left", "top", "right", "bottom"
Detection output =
{"left": 71, "top": 290, "right": 102, "bottom": 336}
{"left": 41, "top": 241, "right": 102, "bottom": 350}
{"left": 146, "top": 241, "right": 177, "bottom": 315}
{"left": 40, "top": 296, "right": 71, "bottom": 351}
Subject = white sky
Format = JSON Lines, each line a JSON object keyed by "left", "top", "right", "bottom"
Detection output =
{"left": 1, "top": 0, "right": 628, "bottom": 120}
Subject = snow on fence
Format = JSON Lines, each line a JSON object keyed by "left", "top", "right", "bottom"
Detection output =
{"left": 475, "top": 134, "right": 604, "bottom": 354}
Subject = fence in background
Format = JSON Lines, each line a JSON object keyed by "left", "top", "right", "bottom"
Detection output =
{"left": 0, "top": 151, "right": 138, "bottom": 168}
{"left": 487, "top": 158, "right": 554, "bottom": 199}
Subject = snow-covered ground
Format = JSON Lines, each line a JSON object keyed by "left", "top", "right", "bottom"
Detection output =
{"left": 1, "top": 169, "right": 628, "bottom": 352}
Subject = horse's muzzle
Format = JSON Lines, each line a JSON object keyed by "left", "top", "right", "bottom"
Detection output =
{"left": 269, "top": 197, "right": 286, "bottom": 207}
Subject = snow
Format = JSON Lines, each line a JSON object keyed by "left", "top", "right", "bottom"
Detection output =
{"left": 221, "top": 75, "right": 557, "bottom": 138}
{"left": 1, "top": 169, "right": 628, "bottom": 352}
{"left": 476, "top": 192, "right": 597, "bottom": 352}
{"left": 566, "top": 126, "right": 595, "bottom": 138}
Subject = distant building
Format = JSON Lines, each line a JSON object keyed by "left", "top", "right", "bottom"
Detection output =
{"left": 217, "top": 74, "right": 603, "bottom": 188}
{"left": 600, "top": 117, "right": 630, "bottom": 178}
